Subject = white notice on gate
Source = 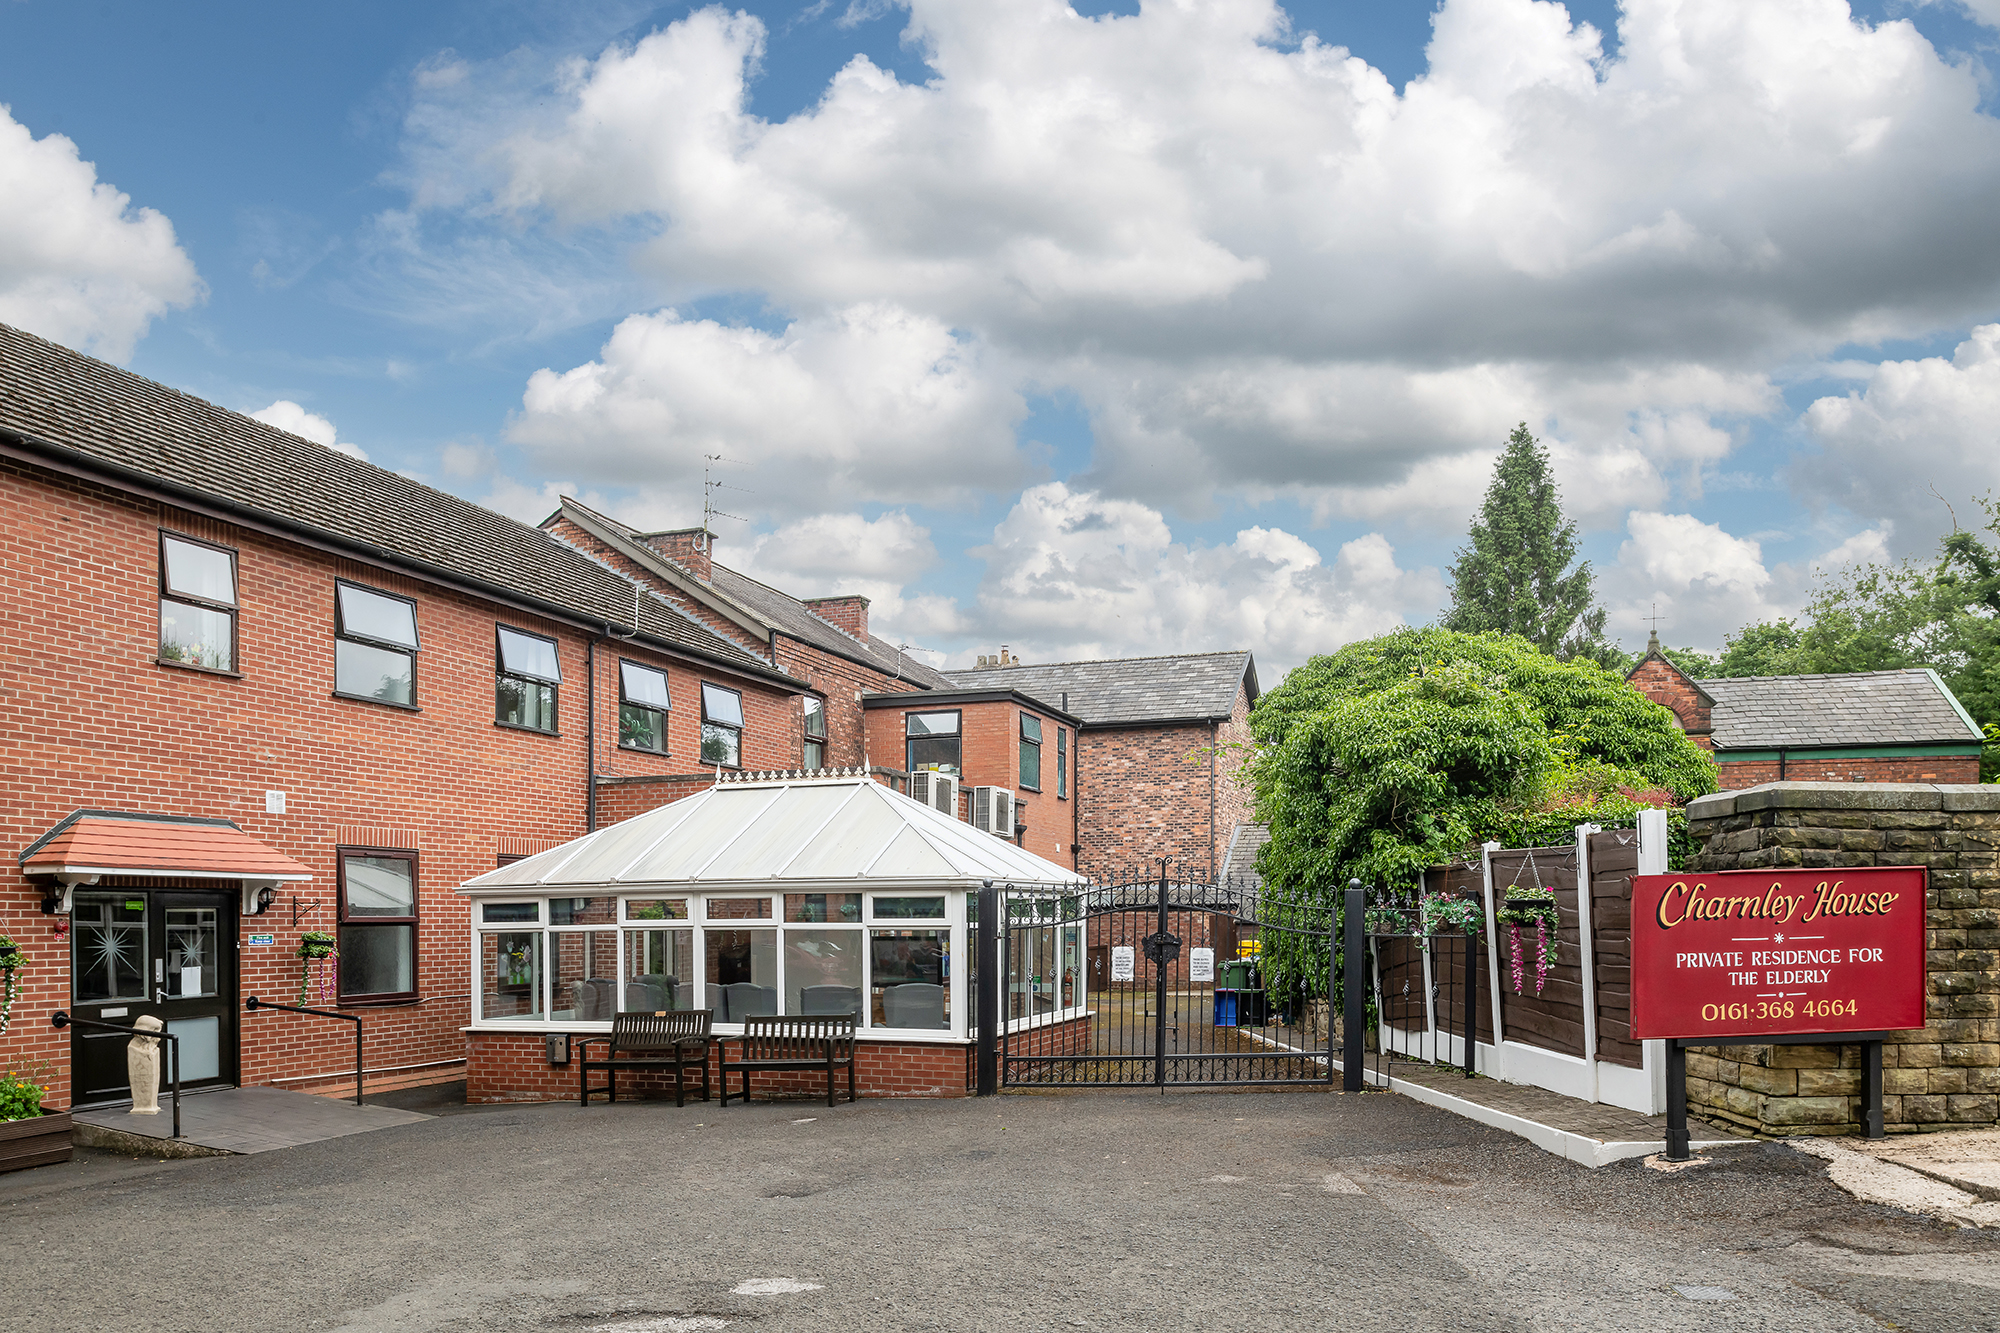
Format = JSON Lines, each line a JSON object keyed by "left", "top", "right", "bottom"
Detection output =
{"left": 1189, "top": 947, "right": 1215, "bottom": 983}
{"left": 1110, "top": 945, "right": 1135, "bottom": 982}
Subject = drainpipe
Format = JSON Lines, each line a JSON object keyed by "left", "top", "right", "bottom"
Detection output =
{"left": 1778, "top": 746, "right": 1788, "bottom": 783}
{"left": 1209, "top": 719, "right": 1218, "bottom": 880}
{"left": 586, "top": 636, "right": 598, "bottom": 831}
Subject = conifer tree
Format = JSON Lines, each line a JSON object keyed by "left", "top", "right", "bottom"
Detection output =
{"left": 1443, "top": 424, "right": 1609, "bottom": 660}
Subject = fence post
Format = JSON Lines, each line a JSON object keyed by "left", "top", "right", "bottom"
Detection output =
{"left": 1325, "top": 901, "right": 1338, "bottom": 1087}
{"left": 1343, "top": 879, "right": 1364, "bottom": 1091}
{"left": 976, "top": 880, "right": 998, "bottom": 1096}
{"left": 1575, "top": 822, "right": 1601, "bottom": 1103}
{"left": 1462, "top": 927, "right": 1477, "bottom": 1078}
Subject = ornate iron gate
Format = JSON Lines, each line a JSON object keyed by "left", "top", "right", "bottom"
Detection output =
{"left": 986, "top": 871, "right": 1342, "bottom": 1088}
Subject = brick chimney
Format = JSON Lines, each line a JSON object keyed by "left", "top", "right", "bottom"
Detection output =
{"left": 974, "top": 646, "right": 1021, "bottom": 669}
{"left": 803, "top": 595, "right": 870, "bottom": 642}
{"left": 642, "top": 528, "right": 714, "bottom": 581}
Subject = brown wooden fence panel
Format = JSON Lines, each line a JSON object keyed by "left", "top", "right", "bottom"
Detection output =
{"left": 1423, "top": 862, "right": 1494, "bottom": 1046}
{"left": 1588, "top": 827, "right": 1643, "bottom": 1069}
{"left": 1375, "top": 933, "right": 1427, "bottom": 1036}
{"left": 1490, "top": 844, "right": 1587, "bottom": 1059}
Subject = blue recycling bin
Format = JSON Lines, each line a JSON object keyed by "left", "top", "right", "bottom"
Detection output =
{"left": 1213, "top": 989, "right": 1240, "bottom": 1025}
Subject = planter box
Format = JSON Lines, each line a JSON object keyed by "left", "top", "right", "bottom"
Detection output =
{"left": 0, "top": 1110, "right": 74, "bottom": 1173}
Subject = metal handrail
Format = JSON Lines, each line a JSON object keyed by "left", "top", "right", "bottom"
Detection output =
{"left": 50, "top": 1011, "right": 182, "bottom": 1139}
{"left": 245, "top": 996, "right": 364, "bottom": 1105}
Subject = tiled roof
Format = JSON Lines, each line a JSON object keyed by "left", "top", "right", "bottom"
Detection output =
{"left": 1219, "top": 823, "right": 1269, "bottom": 891}
{"left": 1695, "top": 669, "right": 1984, "bottom": 750}
{"left": 709, "top": 565, "right": 953, "bottom": 689}
{"left": 555, "top": 497, "right": 950, "bottom": 688}
{"left": 0, "top": 322, "right": 791, "bottom": 683}
{"left": 20, "top": 811, "right": 312, "bottom": 880}
{"left": 942, "top": 651, "right": 1257, "bottom": 726}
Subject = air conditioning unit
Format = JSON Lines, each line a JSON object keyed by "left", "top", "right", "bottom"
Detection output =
{"left": 971, "top": 786, "right": 1016, "bottom": 838}
{"left": 910, "top": 769, "right": 959, "bottom": 818}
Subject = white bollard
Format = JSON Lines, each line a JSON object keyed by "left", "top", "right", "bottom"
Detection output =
{"left": 128, "top": 1014, "right": 163, "bottom": 1115}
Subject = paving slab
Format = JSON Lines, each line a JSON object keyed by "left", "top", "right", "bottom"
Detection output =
{"left": 1356, "top": 1054, "right": 1743, "bottom": 1165}
{"left": 71, "top": 1085, "right": 431, "bottom": 1155}
{"left": 1844, "top": 1127, "right": 2000, "bottom": 1201}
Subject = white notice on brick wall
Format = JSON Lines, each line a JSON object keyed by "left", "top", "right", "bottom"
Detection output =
{"left": 1190, "top": 948, "right": 1215, "bottom": 983}
{"left": 1111, "top": 946, "right": 1135, "bottom": 982}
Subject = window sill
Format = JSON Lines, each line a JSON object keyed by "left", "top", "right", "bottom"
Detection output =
{"left": 332, "top": 690, "right": 421, "bottom": 713}
{"left": 337, "top": 994, "right": 422, "bottom": 1008}
{"left": 616, "top": 742, "right": 673, "bottom": 758}
{"left": 495, "top": 720, "right": 560, "bottom": 738}
{"left": 1018, "top": 786, "right": 1041, "bottom": 794}
{"left": 157, "top": 658, "right": 242, "bottom": 680}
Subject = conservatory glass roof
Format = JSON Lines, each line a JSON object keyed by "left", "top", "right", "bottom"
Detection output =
{"left": 460, "top": 771, "right": 1085, "bottom": 893}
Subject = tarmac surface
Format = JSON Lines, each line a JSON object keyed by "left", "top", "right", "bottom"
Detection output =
{"left": 7, "top": 1081, "right": 2000, "bottom": 1332}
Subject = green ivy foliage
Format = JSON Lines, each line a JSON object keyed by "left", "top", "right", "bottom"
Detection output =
{"left": 1247, "top": 629, "right": 1717, "bottom": 1011}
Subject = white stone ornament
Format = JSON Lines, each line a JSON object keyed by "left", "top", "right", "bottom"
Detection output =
{"left": 128, "top": 1013, "right": 163, "bottom": 1115}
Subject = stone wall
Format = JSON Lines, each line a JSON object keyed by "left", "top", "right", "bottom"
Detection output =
{"left": 1685, "top": 782, "right": 2000, "bottom": 1135}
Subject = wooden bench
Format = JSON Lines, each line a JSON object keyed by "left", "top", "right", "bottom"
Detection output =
{"left": 577, "top": 1011, "right": 714, "bottom": 1107}
{"left": 722, "top": 1016, "right": 857, "bottom": 1108}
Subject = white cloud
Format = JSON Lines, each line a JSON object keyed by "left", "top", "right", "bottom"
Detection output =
{"left": 393, "top": 0, "right": 2000, "bottom": 521}
{"left": 964, "top": 483, "right": 1437, "bottom": 674}
{"left": 248, "top": 400, "right": 368, "bottom": 461}
{"left": 0, "top": 103, "right": 201, "bottom": 360}
{"left": 731, "top": 510, "right": 954, "bottom": 641}
{"left": 507, "top": 303, "right": 1027, "bottom": 516}
{"left": 1602, "top": 511, "right": 1895, "bottom": 651}
{"left": 1798, "top": 324, "right": 2000, "bottom": 547}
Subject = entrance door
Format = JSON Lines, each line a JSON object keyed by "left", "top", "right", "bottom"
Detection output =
{"left": 70, "top": 889, "right": 239, "bottom": 1105}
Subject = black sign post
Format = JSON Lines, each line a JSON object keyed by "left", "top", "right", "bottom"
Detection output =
{"left": 1666, "top": 1031, "right": 1888, "bottom": 1161}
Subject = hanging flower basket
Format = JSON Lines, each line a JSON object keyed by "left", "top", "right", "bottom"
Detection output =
{"left": 1363, "top": 904, "right": 1410, "bottom": 937}
{"left": 0, "top": 935, "right": 26, "bottom": 1036}
{"left": 1419, "top": 894, "right": 1482, "bottom": 938}
{"left": 1496, "top": 888, "right": 1560, "bottom": 996}
{"left": 296, "top": 931, "right": 338, "bottom": 1006}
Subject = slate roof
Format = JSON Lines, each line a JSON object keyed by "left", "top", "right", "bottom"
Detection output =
{"left": 708, "top": 565, "right": 952, "bottom": 689}
{"left": 552, "top": 498, "right": 950, "bottom": 688}
{"left": 942, "top": 651, "right": 1257, "bottom": 726}
{"left": 1695, "top": 669, "right": 1984, "bottom": 750}
{"left": 0, "top": 323, "right": 789, "bottom": 683}
{"left": 1219, "top": 823, "right": 1269, "bottom": 891}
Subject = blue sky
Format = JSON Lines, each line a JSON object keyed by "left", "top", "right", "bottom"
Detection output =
{"left": 5, "top": 0, "right": 2000, "bottom": 675}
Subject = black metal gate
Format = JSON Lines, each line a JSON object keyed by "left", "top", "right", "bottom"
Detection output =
{"left": 983, "top": 871, "right": 1344, "bottom": 1089}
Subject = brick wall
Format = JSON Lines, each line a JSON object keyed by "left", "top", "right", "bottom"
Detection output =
{"left": 1626, "top": 655, "right": 1714, "bottom": 749}
{"left": 0, "top": 457, "right": 796, "bottom": 1109}
{"left": 1076, "top": 721, "right": 1220, "bottom": 876}
{"left": 1715, "top": 754, "right": 1982, "bottom": 790}
{"left": 781, "top": 646, "right": 925, "bottom": 772}
{"left": 1685, "top": 782, "right": 2000, "bottom": 1135}
{"left": 467, "top": 1030, "right": 979, "bottom": 1101}
{"left": 862, "top": 700, "right": 1079, "bottom": 867}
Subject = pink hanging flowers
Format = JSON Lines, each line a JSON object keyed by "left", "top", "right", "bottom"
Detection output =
{"left": 1495, "top": 888, "right": 1560, "bottom": 996}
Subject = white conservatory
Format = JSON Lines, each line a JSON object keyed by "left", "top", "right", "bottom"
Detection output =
{"left": 456, "top": 769, "right": 1087, "bottom": 1099}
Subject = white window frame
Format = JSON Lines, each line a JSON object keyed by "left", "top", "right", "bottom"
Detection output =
{"left": 465, "top": 887, "right": 974, "bottom": 1043}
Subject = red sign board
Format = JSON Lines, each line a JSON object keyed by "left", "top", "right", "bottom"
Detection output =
{"left": 1631, "top": 867, "right": 1926, "bottom": 1040}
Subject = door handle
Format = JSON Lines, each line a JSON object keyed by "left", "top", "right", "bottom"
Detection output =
{"left": 155, "top": 988, "right": 168, "bottom": 1004}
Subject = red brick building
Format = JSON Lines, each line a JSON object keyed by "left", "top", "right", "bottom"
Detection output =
{"left": 0, "top": 323, "right": 807, "bottom": 1111}
{"left": 1626, "top": 635, "right": 1982, "bottom": 788}
{"left": 942, "top": 652, "right": 1261, "bottom": 877}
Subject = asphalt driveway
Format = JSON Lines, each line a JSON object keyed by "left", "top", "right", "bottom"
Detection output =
{"left": 6, "top": 1084, "right": 2000, "bottom": 1332}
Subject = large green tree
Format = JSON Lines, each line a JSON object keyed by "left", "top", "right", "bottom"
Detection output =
{"left": 1714, "top": 497, "right": 2000, "bottom": 777}
{"left": 1444, "top": 424, "right": 1610, "bottom": 661}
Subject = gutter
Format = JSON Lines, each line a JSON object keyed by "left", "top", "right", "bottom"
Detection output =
{"left": 0, "top": 426, "right": 804, "bottom": 691}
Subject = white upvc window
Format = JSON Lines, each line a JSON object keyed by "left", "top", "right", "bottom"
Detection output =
{"left": 467, "top": 888, "right": 970, "bottom": 1039}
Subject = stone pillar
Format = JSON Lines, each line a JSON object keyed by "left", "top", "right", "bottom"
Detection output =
{"left": 1684, "top": 781, "right": 2000, "bottom": 1136}
{"left": 128, "top": 1014, "right": 163, "bottom": 1115}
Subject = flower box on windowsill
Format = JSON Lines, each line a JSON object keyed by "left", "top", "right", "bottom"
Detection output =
{"left": 0, "top": 1110, "right": 74, "bottom": 1174}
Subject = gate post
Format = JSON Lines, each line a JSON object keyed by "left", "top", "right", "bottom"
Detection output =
{"left": 1343, "top": 879, "right": 1365, "bottom": 1092}
{"left": 1154, "top": 870, "right": 1169, "bottom": 1088}
{"left": 976, "top": 880, "right": 998, "bottom": 1096}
